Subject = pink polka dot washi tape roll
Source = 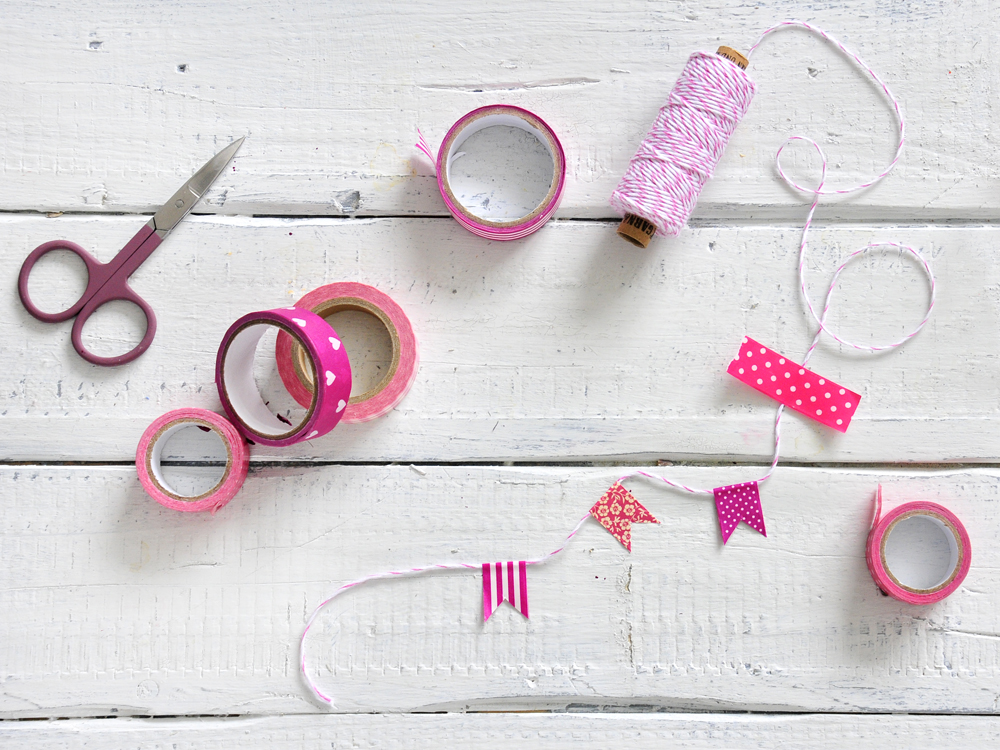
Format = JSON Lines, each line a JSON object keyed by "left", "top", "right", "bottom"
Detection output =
{"left": 727, "top": 337, "right": 860, "bottom": 433}
{"left": 274, "top": 282, "right": 419, "bottom": 423}
{"left": 135, "top": 408, "right": 249, "bottom": 513}
{"left": 866, "top": 486, "right": 971, "bottom": 605}
{"left": 216, "top": 308, "right": 353, "bottom": 447}
{"left": 420, "top": 105, "right": 566, "bottom": 241}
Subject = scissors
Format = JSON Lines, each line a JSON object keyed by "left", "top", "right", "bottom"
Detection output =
{"left": 17, "top": 137, "right": 245, "bottom": 366}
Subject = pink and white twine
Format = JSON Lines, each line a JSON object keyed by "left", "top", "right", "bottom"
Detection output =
{"left": 616, "top": 20, "right": 935, "bottom": 497}
{"left": 301, "top": 21, "right": 937, "bottom": 704}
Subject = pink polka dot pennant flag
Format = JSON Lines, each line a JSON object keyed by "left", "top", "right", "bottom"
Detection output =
{"left": 727, "top": 337, "right": 860, "bottom": 433}
{"left": 591, "top": 483, "right": 660, "bottom": 551}
{"left": 714, "top": 481, "right": 766, "bottom": 544}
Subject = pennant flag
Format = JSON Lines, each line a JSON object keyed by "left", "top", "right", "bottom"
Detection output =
{"left": 714, "top": 481, "right": 767, "bottom": 543}
{"left": 727, "top": 337, "right": 860, "bottom": 433}
{"left": 590, "top": 483, "right": 659, "bottom": 551}
{"left": 482, "top": 561, "right": 529, "bottom": 621}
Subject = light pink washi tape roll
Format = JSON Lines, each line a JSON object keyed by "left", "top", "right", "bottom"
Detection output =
{"left": 135, "top": 408, "right": 249, "bottom": 513}
{"left": 866, "top": 485, "right": 971, "bottom": 604}
{"left": 274, "top": 282, "right": 418, "bottom": 423}
{"left": 421, "top": 104, "right": 566, "bottom": 241}
{"left": 216, "top": 308, "right": 353, "bottom": 447}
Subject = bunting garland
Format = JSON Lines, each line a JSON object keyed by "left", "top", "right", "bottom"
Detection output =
{"left": 300, "top": 24, "right": 940, "bottom": 707}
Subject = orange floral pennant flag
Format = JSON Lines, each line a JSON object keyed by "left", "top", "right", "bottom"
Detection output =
{"left": 590, "top": 483, "right": 659, "bottom": 551}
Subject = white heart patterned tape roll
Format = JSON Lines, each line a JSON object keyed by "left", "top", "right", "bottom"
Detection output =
{"left": 216, "top": 308, "right": 353, "bottom": 447}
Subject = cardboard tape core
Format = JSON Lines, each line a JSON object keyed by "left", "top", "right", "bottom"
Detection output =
{"left": 881, "top": 511, "right": 962, "bottom": 594}
{"left": 440, "top": 109, "right": 561, "bottom": 228}
{"left": 147, "top": 419, "right": 233, "bottom": 501}
{"left": 292, "top": 297, "right": 400, "bottom": 406}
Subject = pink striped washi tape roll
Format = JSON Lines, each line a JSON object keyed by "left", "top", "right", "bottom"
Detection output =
{"left": 274, "top": 282, "right": 419, "bottom": 423}
{"left": 433, "top": 105, "right": 565, "bottom": 241}
{"left": 135, "top": 408, "right": 249, "bottom": 513}
{"left": 216, "top": 308, "right": 353, "bottom": 447}
{"left": 866, "top": 486, "right": 971, "bottom": 604}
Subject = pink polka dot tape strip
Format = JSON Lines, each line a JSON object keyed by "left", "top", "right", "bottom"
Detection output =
{"left": 274, "top": 282, "right": 418, "bottom": 423}
{"left": 727, "top": 337, "right": 860, "bottom": 433}
{"left": 866, "top": 487, "right": 971, "bottom": 604}
{"left": 216, "top": 308, "right": 353, "bottom": 447}
{"left": 135, "top": 408, "right": 249, "bottom": 513}
{"left": 423, "top": 104, "right": 565, "bottom": 241}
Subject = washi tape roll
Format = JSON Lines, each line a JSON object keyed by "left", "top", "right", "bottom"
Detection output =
{"left": 135, "top": 408, "right": 249, "bottom": 513}
{"left": 216, "top": 308, "right": 353, "bottom": 446}
{"left": 274, "top": 283, "right": 418, "bottom": 423}
{"left": 866, "top": 486, "right": 971, "bottom": 604}
{"left": 423, "top": 104, "right": 566, "bottom": 241}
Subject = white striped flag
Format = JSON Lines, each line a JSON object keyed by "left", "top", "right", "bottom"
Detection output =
{"left": 482, "top": 561, "right": 529, "bottom": 621}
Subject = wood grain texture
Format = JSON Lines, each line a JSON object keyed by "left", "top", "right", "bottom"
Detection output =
{"left": 2, "top": 0, "right": 996, "bottom": 734}
{"left": 0, "top": 215, "right": 986, "bottom": 463}
{"left": 0, "top": 0, "right": 995, "bottom": 219}
{"left": 0, "top": 465, "right": 996, "bottom": 717}
{"left": 3, "top": 714, "right": 1000, "bottom": 749}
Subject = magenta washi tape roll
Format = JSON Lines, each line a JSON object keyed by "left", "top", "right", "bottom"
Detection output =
{"left": 273, "top": 282, "right": 418, "bottom": 423}
{"left": 427, "top": 104, "right": 566, "bottom": 241}
{"left": 866, "top": 486, "right": 971, "bottom": 604}
{"left": 216, "top": 308, "right": 353, "bottom": 447}
{"left": 135, "top": 408, "right": 249, "bottom": 513}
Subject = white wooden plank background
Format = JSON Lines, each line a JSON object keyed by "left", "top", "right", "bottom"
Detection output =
{"left": 0, "top": 216, "right": 983, "bottom": 463}
{"left": 2, "top": 0, "right": 996, "bottom": 745}
{"left": 3, "top": 714, "right": 1000, "bottom": 749}
{"left": 1, "top": 466, "right": 997, "bottom": 718}
{"left": 0, "top": 0, "right": 997, "bottom": 220}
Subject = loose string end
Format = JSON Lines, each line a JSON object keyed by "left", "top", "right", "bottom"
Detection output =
{"left": 415, "top": 130, "right": 437, "bottom": 173}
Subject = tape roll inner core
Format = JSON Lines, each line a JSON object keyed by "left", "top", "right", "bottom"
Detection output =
{"left": 882, "top": 511, "right": 962, "bottom": 593}
{"left": 292, "top": 297, "right": 400, "bottom": 406}
{"left": 441, "top": 111, "right": 560, "bottom": 227}
{"left": 147, "top": 418, "right": 233, "bottom": 502}
{"left": 222, "top": 320, "right": 317, "bottom": 439}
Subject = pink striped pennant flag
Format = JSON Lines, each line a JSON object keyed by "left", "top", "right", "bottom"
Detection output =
{"left": 482, "top": 561, "right": 529, "bottom": 621}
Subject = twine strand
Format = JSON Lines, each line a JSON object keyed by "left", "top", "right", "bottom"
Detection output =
{"left": 302, "top": 20, "right": 937, "bottom": 706}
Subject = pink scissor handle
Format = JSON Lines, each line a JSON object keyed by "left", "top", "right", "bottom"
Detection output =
{"left": 70, "top": 282, "right": 158, "bottom": 367}
{"left": 17, "top": 239, "right": 109, "bottom": 323}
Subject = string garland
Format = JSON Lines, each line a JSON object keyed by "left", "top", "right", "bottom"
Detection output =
{"left": 300, "top": 20, "right": 937, "bottom": 705}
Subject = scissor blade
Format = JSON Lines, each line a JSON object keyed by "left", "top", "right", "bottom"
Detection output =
{"left": 152, "top": 137, "right": 245, "bottom": 235}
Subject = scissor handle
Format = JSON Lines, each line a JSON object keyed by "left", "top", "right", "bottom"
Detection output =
{"left": 17, "top": 239, "right": 108, "bottom": 323}
{"left": 69, "top": 283, "right": 158, "bottom": 367}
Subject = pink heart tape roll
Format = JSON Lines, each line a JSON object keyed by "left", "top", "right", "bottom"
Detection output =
{"left": 135, "top": 408, "right": 249, "bottom": 513}
{"left": 866, "top": 486, "right": 971, "bottom": 605}
{"left": 216, "top": 308, "right": 353, "bottom": 447}
{"left": 274, "top": 282, "right": 418, "bottom": 423}
{"left": 425, "top": 104, "right": 566, "bottom": 241}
